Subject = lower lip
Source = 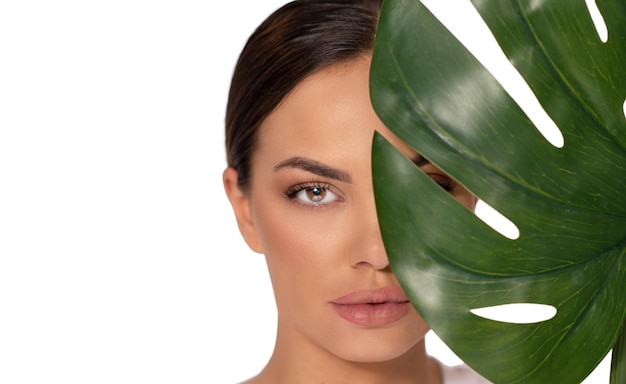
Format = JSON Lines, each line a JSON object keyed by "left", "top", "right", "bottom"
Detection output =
{"left": 331, "top": 302, "right": 411, "bottom": 327}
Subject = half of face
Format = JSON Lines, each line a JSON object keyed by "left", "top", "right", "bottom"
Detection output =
{"left": 223, "top": 57, "right": 476, "bottom": 364}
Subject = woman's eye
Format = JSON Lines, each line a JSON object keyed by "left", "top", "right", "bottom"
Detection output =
{"left": 285, "top": 183, "right": 340, "bottom": 205}
{"left": 428, "top": 173, "right": 456, "bottom": 192}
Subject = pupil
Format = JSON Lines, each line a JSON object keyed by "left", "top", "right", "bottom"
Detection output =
{"left": 307, "top": 187, "right": 325, "bottom": 202}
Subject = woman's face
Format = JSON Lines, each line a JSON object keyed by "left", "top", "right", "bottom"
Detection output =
{"left": 224, "top": 57, "right": 476, "bottom": 363}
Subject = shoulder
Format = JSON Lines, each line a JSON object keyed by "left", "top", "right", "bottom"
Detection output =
{"left": 440, "top": 363, "right": 493, "bottom": 384}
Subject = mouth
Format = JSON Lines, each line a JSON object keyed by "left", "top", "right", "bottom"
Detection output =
{"left": 330, "top": 287, "right": 412, "bottom": 327}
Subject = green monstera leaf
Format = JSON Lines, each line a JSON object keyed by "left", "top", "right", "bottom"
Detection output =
{"left": 370, "top": 0, "right": 626, "bottom": 383}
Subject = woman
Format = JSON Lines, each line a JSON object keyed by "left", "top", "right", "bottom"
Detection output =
{"left": 223, "top": 0, "right": 490, "bottom": 382}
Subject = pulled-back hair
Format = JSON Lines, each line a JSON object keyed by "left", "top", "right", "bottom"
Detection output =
{"left": 225, "top": 0, "right": 382, "bottom": 191}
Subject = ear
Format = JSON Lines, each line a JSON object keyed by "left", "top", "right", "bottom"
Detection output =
{"left": 222, "top": 167, "right": 264, "bottom": 253}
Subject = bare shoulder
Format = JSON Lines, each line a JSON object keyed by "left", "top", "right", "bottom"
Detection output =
{"left": 440, "top": 363, "right": 493, "bottom": 384}
{"left": 238, "top": 370, "right": 278, "bottom": 384}
{"left": 238, "top": 376, "right": 262, "bottom": 384}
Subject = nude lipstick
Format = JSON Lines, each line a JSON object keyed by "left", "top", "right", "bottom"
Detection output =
{"left": 330, "top": 287, "right": 411, "bottom": 327}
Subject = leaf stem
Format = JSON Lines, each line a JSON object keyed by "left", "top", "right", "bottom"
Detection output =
{"left": 610, "top": 318, "right": 626, "bottom": 384}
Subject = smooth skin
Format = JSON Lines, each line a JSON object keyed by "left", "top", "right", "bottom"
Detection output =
{"left": 223, "top": 57, "right": 477, "bottom": 384}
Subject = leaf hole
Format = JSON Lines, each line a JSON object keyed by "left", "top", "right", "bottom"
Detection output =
{"left": 420, "top": 0, "right": 565, "bottom": 149}
{"left": 474, "top": 200, "right": 520, "bottom": 240}
{"left": 470, "top": 303, "right": 557, "bottom": 324}
{"left": 585, "top": 0, "right": 608, "bottom": 43}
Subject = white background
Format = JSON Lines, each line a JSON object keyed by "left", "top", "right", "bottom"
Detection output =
{"left": 0, "top": 0, "right": 612, "bottom": 383}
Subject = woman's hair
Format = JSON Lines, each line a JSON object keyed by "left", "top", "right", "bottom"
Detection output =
{"left": 225, "top": 0, "right": 382, "bottom": 191}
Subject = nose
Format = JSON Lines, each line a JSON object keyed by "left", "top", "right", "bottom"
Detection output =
{"left": 348, "top": 196, "right": 390, "bottom": 270}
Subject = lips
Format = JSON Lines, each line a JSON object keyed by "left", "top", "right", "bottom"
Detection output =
{"left": 330, "top": 287, "right": 412, "bottom": 327}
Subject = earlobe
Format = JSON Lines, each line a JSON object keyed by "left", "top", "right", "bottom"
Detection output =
{"left": 222, "top": 167, "right": 264, "bottom": 253}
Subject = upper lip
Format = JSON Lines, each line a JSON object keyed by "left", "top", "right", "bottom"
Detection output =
{"left": 330, "top": 286, "right": 409, "bottom": 305}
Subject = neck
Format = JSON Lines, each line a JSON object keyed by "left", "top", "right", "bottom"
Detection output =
{"left": 252, "top": 323, "right": 441, "bottom": 384}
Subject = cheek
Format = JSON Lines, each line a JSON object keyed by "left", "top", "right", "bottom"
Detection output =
{"left": 454, "top": 187, "right": 478, "bottom": 211}
{"left": 250, "top": 199, "right": 345, "bottom": 295}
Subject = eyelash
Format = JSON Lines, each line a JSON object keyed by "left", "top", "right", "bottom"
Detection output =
{"left": 427, "top": 173, "right": 457, "bottom": 192}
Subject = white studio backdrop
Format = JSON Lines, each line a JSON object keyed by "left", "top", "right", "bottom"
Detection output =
{"left": 0, "top": 0, "right": 611, "bottom": 383}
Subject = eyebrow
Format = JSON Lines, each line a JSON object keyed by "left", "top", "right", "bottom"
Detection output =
{"left": 273, "top": 156, "right": 353, "bottom": 183}
{"left": 412, "top": 154, "right": 430, "bottom": 167}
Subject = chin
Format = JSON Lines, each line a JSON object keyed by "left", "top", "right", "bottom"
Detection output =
{"left": 325, "top": 324, "right": 428, "bottom": 363}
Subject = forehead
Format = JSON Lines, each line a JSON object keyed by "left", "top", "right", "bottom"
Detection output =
{"left": 254, "top": 58, "right": 415, "bottom": 169}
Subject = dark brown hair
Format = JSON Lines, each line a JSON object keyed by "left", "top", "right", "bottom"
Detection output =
{"left": 225, "top": 0, "right": 382, "bottom": 191}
